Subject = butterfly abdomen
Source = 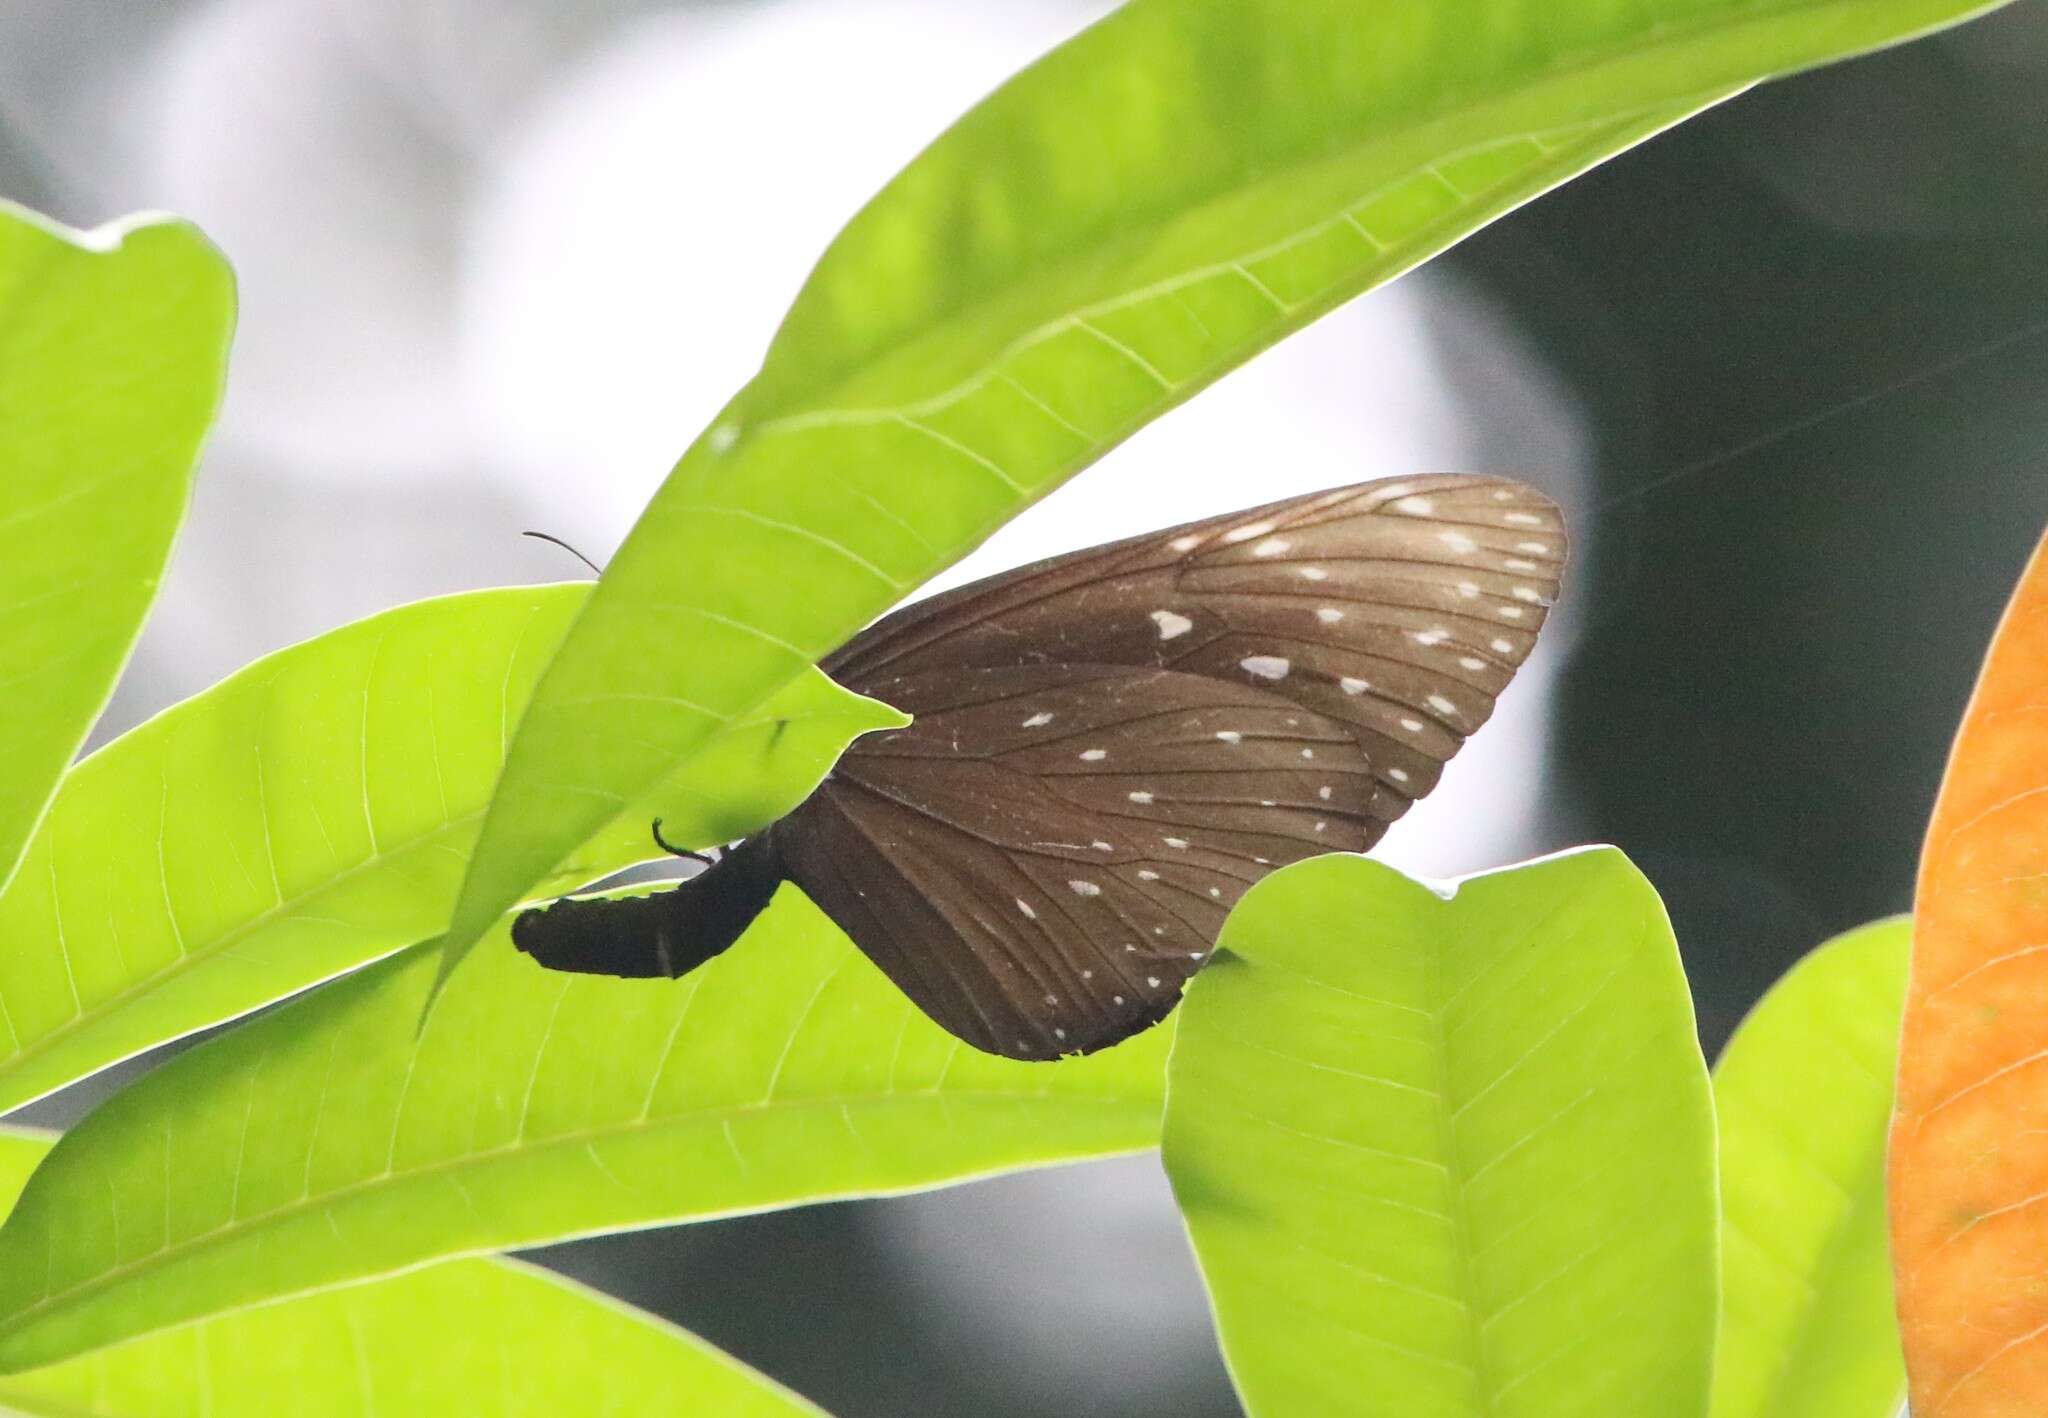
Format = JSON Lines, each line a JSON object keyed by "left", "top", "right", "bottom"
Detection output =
{"left": 511, "top": 833, "right": 789, "bottom": 980}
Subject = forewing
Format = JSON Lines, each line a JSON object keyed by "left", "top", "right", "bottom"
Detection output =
{"left": 824, "top": 474, "right": 1565, "bottom": 828}
{"left": 774, "top": 665, "right": 1377, "bottom": 1058}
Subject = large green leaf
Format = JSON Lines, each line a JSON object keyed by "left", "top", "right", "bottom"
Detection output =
{"left": 0, "top": 584, "right": 901, "bottom": 1115}
{"left": 439, "top": 0, "right": 2017, "bottom": 981}
{"left": 1711, "top": 918, "right": 1910, "bottom": 1418}
{"left": 1163, "top": 849, "right": 1716, "bottom": 1417}
{"left": 0, "top": 888, "right": 1168, "bottom": 1370}
{"left": 0, "top": 1128, "right": 822, "bottom": 1416}
{"left": 0, "top": 202, "right": 234, "bottom": 898}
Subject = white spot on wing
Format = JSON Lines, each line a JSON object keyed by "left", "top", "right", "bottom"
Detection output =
{"left": 1504, "top": 512, "right": 1544, "bottom": 527}
{"left": 1504, "top": 558, "right": 1538, "bottom": 572}
{"left": 1459, "top": 656, "right": 1486, "bottom": 671}
{"left": 1150, "top": 609, "right": 1193, "bottom": 640}
{"left": 1439, "top": 531, "right": 1477, "bottom": 553}
{"left": 1315, "top": 607, "right": 1344, "bottom": 624}
{"left": 1318, "top": 785, "right": 1333, "bottom": 800}
{"left": 1069, "top": 880, "right": 1103, "bottom": 897}
{"left": 1164, "top": 837, "right": 1190, "bottom": 850}
{"left": 1499, "top": 606, "right": 1526, "bottom": 620}
{"left": 1414, "top": 629, "right": 1448, "bottom": 647}
{"left": 1513, "top": 586, "right": 1542, "bottom": 603}
{"left": 1223, "top": 520, "right": 1276, "bottom": 544}
{"left": 1128, "top": 790, "right": 1155, "bottom": 804}
{"left": 1252, "top": 537, "right": 1292, "bottom": 558}
{"left": 1241, "top": 655, "right": 1291, "bottom": 680}
{"left": 1400, "top": 718, "right": 1424, "bottom": 733}
{"left": 1021, "top": 712, "right": 1054, "bottom": 728}
{"left": 1428, "top": 694, "right": 1458, "bottom": 716}
{"left": 1079, "top": 748, "right": 1107, "bottom": 761}
{"left": 1388, "top": 767, "right": 1411, "bottom": 784}
{"left": 1492, "top": 637, "right": 1515, "bottom": 654}
{"left": 1395, "top": 495, "right": 1435, "bottom": 515}
{"left": 1137, "top": 869, "right": 1160, "bottom": 881}
{"left": 1340, "top": 677, "right": 1370, "bottom": 695}
{"left": 1517, "top": 541, "right": 1551, "bottom": 555}
{"left": 1216, "top": 730, "right": 1243, "bottom": 743}
{"left": 1299, "top": 566, "right": 1329, "bottom": 582}
{"left": 1016, "top": 898, "right": 1036, "bottom": 919}
{"left": 1171, "top": 534, "right": 1202, "bottom": 552}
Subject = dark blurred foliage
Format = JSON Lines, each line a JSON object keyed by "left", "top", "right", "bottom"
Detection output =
{"left": 1447, "top": 2, "right": 2048, "bottom": 1049}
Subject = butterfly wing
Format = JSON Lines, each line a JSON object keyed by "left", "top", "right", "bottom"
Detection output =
{"left": 825, "top": 474, "right": 1566, "bottom": 833}
{"left": 773, "top": 663, "right": 1378, "bottom": 1058}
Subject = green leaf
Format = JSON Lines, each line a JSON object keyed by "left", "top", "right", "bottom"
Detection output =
{"left": 439, "top": 0, "right": 2018, "bottom": 979}
{"left": 0, "top": 1128, "right": 823, "bottom": 1416}
{"left": 1710, "top": 918, "right": 1910, "bottom": 1418}
{"left": 1163, "top": 849, "right": 1716, "bottom": 1417}
{"left": 0, "top": 888, "right": 1168, "bottom": 1369}
{"left": 0, "top": 1126, "right": 54, "bottom": 1222}
{"left": 0, "top": 1261, "right": 827, "bottom": 1418}
{"left": 0, "top": 584, "right": 900, "bottom": 1115}
{"left": 0, "top": 202, "right": 234, "bottom": 897}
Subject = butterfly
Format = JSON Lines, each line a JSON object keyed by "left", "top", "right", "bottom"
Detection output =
{"left": 512, "top": 475, "right": 1566, "bottom": 1060}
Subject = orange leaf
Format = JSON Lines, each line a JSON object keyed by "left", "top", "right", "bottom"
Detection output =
{"left": 1892, "top": 528, "right": 2048, "bottom": 1418}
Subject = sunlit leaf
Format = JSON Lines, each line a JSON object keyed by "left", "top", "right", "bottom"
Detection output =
{"left": 440, "top": 0, "right": 2017, "bottom": 981}
{"left": 1712, "top": 918, "right": 1910, "bottom": 1418}
{"left": 1163, "top": 849, "right": 1715, "bottom": 1416}
{"left": 0, "top": 584, "right": 900, "bottom": 1115}
{"left": 0, "top": 1126, "right": 52, "bottom": 1221}
{"left": 0, "top": 201, "right": 234, "bottom": 897}
{"left": 1892, "top": 530, "right": 2048, "bottom": 1414}
{"left": 0, "top": 889, "right": 1168, "bottom": 1369}
{"left": 0, "top": 1126, "right": 823, "bottom": 1416}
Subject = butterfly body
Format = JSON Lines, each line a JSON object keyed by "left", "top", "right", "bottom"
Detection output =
{"left": 513, "top": 475, "right": 1565, "bottom": 1059}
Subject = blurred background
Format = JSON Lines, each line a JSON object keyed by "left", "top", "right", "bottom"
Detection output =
{"left": 3, "top": 1, "right": 2047, "bottom": 1412}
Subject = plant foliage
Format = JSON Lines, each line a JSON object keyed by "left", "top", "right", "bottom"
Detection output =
{"left": 0, "top": 0, "right": 2027, "bottom": 1411}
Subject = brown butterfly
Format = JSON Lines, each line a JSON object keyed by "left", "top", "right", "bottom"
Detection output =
{"left": 513, "top": 475, "right": 1566, "bottom": 1059}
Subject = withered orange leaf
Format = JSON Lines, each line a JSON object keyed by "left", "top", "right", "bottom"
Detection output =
{"left": 1892, "top": 528, "right": 2048, "bottom": 1417}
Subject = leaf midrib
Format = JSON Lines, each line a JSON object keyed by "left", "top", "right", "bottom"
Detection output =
{"left": 1429, "top": 923, "right": 1497, "bottom": 1411}
{"left": 0, "top": 1086, "right": 1156, "bottom": 1351}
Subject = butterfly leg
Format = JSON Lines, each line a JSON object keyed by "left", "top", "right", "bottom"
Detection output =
{"left": 650, "top": 818, "right": 716, "bottom": 867}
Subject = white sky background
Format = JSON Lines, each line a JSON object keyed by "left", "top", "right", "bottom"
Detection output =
{"left": 6, "top": 0, "right": 1592, "bottom": 1394}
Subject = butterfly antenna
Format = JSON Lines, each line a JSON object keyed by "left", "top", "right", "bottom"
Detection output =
{"left": 522, "top": 530, "right": 604, "bottom": 577}
{"left": 650, "top": 818, "right": 717, "bottom": 867}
